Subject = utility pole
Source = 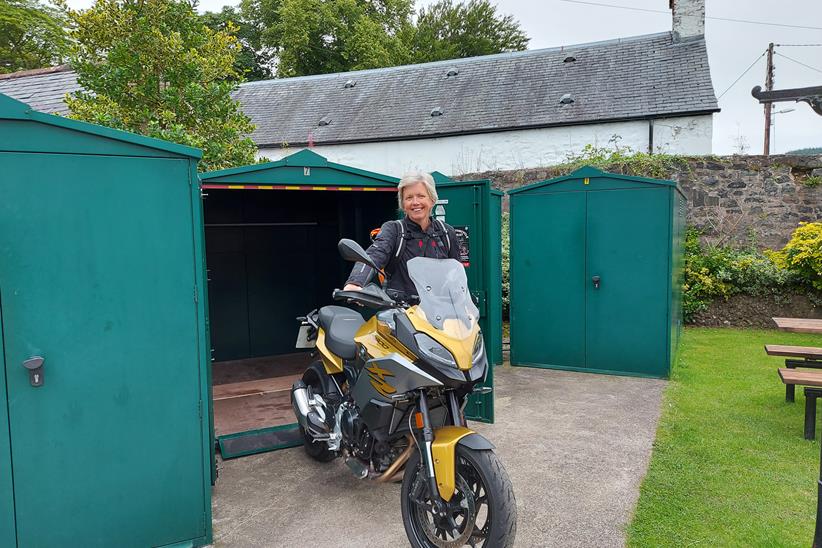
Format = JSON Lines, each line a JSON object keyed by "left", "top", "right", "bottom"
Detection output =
{"left": 763, "top": 42, "right": 774, "bottom": 156}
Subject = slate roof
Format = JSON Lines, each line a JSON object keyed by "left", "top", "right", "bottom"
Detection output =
{"left": 0, "top": 32, "right": 718, "bottom": 147}
{"left": 0, "top": 65, "right": 80, "bottom": 115}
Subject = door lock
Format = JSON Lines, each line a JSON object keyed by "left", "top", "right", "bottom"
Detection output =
{"left": 592, "top": 276, "right": 601, "bottom": 289}
{"left": 23, "top": 356, "right": 45, "bottom": 387}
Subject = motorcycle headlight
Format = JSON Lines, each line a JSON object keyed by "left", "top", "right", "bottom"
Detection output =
{"left": 414, "top": 333, "right": 458, "bottom": 368}
{"left": 472, "top": 333, "right": 485, "bottom": 364}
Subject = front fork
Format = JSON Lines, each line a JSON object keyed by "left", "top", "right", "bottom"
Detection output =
{"left": 417, "top": 389, "right": 444, "bottom": 509}
{"left": 417, "top": 390, "right": 465, "bottom": 510}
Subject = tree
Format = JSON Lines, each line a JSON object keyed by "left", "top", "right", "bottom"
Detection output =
{"left": 239, "top": 0, "right": 528, "bottom": 78}
{"left": 67, "top": 0, "right": 257, "bottom": 171}
{"left": 410, "top": 0, "right": 529, "bottom": 63}
{"left": 0, "top": 0, "right": 70, "bottom": 73}
{"left": 200, "top": 6, "right": 273, "bottom": 81}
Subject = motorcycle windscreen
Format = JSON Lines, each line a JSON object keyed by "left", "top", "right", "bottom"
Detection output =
{"left": 407, "top": 257, "right": 479, "bottom": 340}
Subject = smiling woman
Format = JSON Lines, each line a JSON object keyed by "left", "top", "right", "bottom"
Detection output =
{"left": 344, "top": 171, "right": 462, "bottom": 300}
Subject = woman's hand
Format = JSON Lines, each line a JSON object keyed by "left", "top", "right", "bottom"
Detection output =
{"left": 343, "top": 284, "right": 362, "bottom": 291}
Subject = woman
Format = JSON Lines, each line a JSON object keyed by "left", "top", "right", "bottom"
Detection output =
{"left": 344, "top": 171, "right": 461, "bottom": 299}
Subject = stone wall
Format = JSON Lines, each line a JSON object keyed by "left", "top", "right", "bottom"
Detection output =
{"left": 458, "top": 154, "right": 822, "bottom": 249}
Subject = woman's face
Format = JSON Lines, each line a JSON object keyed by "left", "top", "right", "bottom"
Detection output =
{"left": 402, "top": 182, "right": 435, "bottom": 225}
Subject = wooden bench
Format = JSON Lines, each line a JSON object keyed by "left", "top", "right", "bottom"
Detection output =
{"left": 778, "top": 369, "right": 822, "bottom": 439}
{"left": 772, "top": 317, "right": 822, "bottom": 334}
{"left": 765, "top": 345, "right": 822, "bottom": 402}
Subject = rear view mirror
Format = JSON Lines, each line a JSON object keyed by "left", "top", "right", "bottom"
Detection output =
{"left": 338, "top": 239, "right": 380, "bottom": 272}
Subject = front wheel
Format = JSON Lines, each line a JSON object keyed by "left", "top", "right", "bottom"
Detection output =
{"left": 401, "top": 445, "right": 517, "bottom": 548}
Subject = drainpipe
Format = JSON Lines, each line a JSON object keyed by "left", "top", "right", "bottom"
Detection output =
{"left": 648, "top": 119, "right": 655, "bottom": 155}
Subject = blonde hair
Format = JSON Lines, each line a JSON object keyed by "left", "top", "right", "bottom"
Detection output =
{"left": 397, "top": 171, "right": 438, "bottom": 209}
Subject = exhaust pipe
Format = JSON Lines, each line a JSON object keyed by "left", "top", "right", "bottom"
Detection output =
{"left": 291, "top": 380, "right": 330, "bottom": 434}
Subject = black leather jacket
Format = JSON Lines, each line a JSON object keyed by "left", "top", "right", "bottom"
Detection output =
{"left": 346, "top": 216, "right": 460, "bottom": 298}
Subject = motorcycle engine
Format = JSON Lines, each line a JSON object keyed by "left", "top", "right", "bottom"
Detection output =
{"left": 340, "top": 403, "right": 371, "bottom": 457}
{"left": 340, "top": 405, "right": 357, "bottom": 442}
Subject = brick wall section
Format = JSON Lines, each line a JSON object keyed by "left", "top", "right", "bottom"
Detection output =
{"left": 457, "top": 154, "right": 822, "bottom": 249}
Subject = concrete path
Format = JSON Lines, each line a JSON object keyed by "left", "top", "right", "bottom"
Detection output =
{"left": 211, "top": 366, "right": 666, "bottom": 547}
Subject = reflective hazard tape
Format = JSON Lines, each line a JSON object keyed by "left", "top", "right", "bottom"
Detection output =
{"left": 201, "top": 184, "right": 395, "bottom": 192}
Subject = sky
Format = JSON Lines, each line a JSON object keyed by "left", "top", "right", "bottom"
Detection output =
{"left": 63, "top": 0, "right": 822, "bottom": 155}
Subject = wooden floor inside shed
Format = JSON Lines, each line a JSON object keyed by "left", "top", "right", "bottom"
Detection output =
{"left": 212, "top": 353, "right": 312, "bottom": 437}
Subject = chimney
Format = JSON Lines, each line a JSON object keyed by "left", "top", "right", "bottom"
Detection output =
{"left": 670, "top": 0, "right": 705, "bottom": 42}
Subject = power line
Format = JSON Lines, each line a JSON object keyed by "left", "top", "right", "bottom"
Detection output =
{"left": 776, "top": 44, "right": 822, "bottom": 48}
{"left": 556, "top": 0, "right": 822, "bottom": 31}
{"left": 775, "top": 51, "right": 822, "bottom": 75}
{"left": 717, "top": 50, "right": 767, "bottom": 99}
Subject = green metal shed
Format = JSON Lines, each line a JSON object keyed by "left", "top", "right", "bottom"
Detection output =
{"left": 508, "top": 166, "right": 685, "bottom": 378}
{"left": 199, "top": 153, "right": 500, "bottom": 456}
{"left": 0, "top": 94, "right": 212, "bottom": 547}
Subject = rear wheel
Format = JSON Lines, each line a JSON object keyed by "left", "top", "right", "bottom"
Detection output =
{"left": 299, "top": 367, "right": 337, "bottom": 463}
{"left": 300, "top": 425, "right": 336, "bottom": 462}
{"left": 401, "top": 445, "right": 517, "bottom": 548}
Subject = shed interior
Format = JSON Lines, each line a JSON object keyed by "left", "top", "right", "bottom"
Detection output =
{"left": 204, "top": 188, "right": 397, "bottom": 437}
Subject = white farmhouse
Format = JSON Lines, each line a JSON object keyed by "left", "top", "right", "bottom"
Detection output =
{"left": 0, "top": 0, "right": 717, "bottom": 175}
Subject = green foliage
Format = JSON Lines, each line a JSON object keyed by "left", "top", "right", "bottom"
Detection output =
{"left": 200, "top": 6, "right": 273, "bottom": 81}
{"left": 410, "top": 0, "right": 529, "bottom": 63}
{"left": 66, "top": 0, "right": 257, "bottom": 172}
{"left": 767, "top": 222, "right": 822, "bottom": 291}
{"left": 786, "top": 147, "right": 822, "bottom": 156}
{"left": 239, "top": 0, "right": 528, "bottom": 77}
{"left": 681, "top": 224, "right": 822, "bottom": 322}
{"left": 682, "top": 227, "right": 802, "bottom": 321}
{"left": 501, "top": 211, "right": 509, "bottom": 319}
{"left": 803, "top": 175, "right": 821, "bottom": 188}
{"left": 628, "top": 328, "right": 822, "bottom": 546}
{"left": 0, "top": 0, "right": 70, "bottom": 73}
{"left": 556, "top": 139, "right": 690, "bottom": 180}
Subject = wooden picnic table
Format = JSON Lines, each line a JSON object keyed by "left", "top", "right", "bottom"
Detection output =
{"left": 772, "top": 318, "right": 822, "bottom": 547}
{"left": 773, "top": 317, "right": 822, "bottom": 334}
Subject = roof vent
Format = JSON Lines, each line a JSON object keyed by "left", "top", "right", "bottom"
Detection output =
{"left": 430, "top": 107, "right": 444, "bottom": 117}
{"left": 559, "top": 94, "right": 574, "bottom": 105}
{"left": 318, "top": 116, "right": 332, "bottom": 126}
{"left": 563, "top": 56, "right": 577, "bottom": 63}
{"left": 446, "top": 69, "right": 459, "bottom": 78}
{"left": 343, "top": 80, "right": 356, "bottom": 88}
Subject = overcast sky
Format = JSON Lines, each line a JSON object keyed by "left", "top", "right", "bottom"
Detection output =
{"left": 63, "top": 0, "right": 822, "bottom": 155}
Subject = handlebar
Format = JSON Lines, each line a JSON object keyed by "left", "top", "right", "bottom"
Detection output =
{"left": 332, "top": 288, "right": 395, "bottom": 309}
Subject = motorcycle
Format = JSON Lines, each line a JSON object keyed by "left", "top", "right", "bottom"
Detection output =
{"left": 291, "top": 238, "right": 517, "bottom": 548}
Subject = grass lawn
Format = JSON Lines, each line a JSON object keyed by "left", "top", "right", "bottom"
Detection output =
{"left": 628, "top": 327, "right": 822, "bottom": 547}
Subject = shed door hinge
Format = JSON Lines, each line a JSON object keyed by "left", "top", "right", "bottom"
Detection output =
{"left": 198, "top": 400, "right": 203, "bottom": 419}
{"left": 194, "top": 285, "right": 199, "bottom": 303}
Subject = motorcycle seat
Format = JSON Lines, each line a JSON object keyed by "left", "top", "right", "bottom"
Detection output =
{"left": 318, "top": 306, "right": 365, "bottom": 360}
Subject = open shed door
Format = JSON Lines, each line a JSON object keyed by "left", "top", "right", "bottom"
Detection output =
{"left": 436, "top": 179, "right": 500, "bottom": 423}
{"left": 0, "top": 300, "right": 15, "bottom": 547}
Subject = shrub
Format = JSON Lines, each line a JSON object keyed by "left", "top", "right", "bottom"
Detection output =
{"left": 767, "top": 222, "right": 822, "bottom": 290}
{"left": 683, "top": 227, "right": 803, "bottom": 322}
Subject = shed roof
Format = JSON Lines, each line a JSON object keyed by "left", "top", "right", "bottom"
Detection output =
{"left": 0, "top": 92, "right": 201, "bottom": 159}
{"left": 201, "top": 148, "right": 398, "bottom": 185}
{"left": 507, "top": 165, "right": 684, "bottom": 198}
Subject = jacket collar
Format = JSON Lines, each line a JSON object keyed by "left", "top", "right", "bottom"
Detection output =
{"left": 403, "top": 215, "right": 436, "bottom": 234}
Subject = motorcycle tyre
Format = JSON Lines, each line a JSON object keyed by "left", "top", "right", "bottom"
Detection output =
{"left": 300, "top": 425, "right": 336, "bottom": 462}
{"left": 400, "top": 445, "right": 517, "bottom": 548}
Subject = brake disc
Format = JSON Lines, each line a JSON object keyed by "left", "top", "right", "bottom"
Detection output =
{"left": 412, "top": 474, "right": 477, "bottom": 548}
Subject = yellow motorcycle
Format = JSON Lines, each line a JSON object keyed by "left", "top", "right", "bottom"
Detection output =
{"left": 291, "top": 239, "right": 517, "bottom": 547}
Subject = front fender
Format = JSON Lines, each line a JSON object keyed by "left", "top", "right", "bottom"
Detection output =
{"left": 431, "top": 427, "right": 495, "bottom": 501}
